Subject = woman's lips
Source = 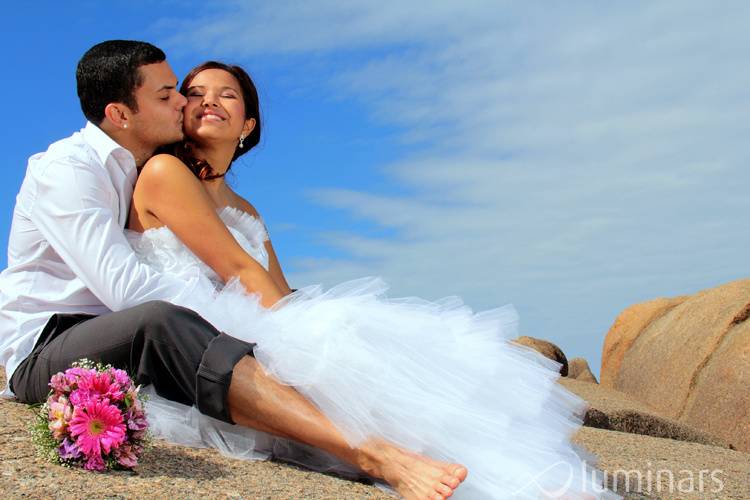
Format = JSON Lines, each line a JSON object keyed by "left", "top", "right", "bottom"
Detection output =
{"left": 200, "top": 110, "right": 226, "bottom": 122}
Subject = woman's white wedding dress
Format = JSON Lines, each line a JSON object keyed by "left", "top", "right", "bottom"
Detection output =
{"left": 126, "top": 207, "right": 620, "bottom": 499}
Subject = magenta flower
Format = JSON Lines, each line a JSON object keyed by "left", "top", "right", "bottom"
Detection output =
{"left": 65, "top": 366, "right": 93, "bottom": 387}
{"left": 69, "top": 399, "right": 127, "bottom": 458}
{"left": 127, "top": 413, "right": 148, "bottom": 431}
{"left": 78, "top": 371, "right": 125, "bottom": 402}
{"left": 69, "top": 388, "right": 89, "bottom": 407}
{"left": 130, "top": 429, "right": 147, "bottom": 442}
{"left": 114, "top": 442, "right": 139, "bottom": 468}
{"left": 84, "top": 453, "right": 105, "bottom": 471}
{"left": 49, "top": 372, "right": 71, "bottom": 393}
{"left": 111, "top": 368, "right": 131, "bottom": 389}
{"left": 67, "top": 367, "right": 92, "bottom": 378}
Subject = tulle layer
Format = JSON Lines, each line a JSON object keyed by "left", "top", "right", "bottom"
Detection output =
{"left": 147, "top": 277, "right": 619, "bottom": 499}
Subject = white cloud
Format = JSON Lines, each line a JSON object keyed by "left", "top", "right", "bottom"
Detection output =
{"left": 161, "top": 1, "right": 750, "bottom": 375}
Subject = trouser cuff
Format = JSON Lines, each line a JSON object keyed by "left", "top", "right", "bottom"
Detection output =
{"left": 195, "top": 333, "right": 256, "bottom": 424}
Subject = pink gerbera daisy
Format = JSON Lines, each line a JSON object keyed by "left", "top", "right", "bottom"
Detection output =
{"left": 76, "top": 371, "right": 125, "bottom": 402}
{"left": 69, "top": 399, "right": 127, "bottom": 459}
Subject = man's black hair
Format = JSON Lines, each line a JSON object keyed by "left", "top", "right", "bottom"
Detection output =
{"left": 76, "top": 40, "right": 166, "bottom": 124}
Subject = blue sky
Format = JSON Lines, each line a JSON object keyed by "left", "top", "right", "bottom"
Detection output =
{"left": 3, "top": 2, "right": 749, "bottom": 378}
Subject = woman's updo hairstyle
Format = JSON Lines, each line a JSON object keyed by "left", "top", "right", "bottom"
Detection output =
{"left": 172, "top": 61, "right": 262, "bottom": 180}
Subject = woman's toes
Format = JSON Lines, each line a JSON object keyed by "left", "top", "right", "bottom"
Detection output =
{"left": 435, "top": 481, "right": 454, "bottom": 497}
{"left": 451, "top": 465, "right": 468, "bottom": 481}
{"left": 440, "top": 473, "right": 460, "bottom": 489}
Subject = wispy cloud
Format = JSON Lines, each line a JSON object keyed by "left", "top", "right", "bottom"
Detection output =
{"left": 160, "top": 1, "right": 750, "bottom": 375}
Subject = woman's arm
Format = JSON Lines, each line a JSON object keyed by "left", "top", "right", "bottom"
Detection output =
{"left": 133, "top": 154, "right": 284, "bottom": 308}
{"left": 265, "top": 239, "right": 293, "bottom": 294}
{"left": 234, "top": 198, "right": 293, "bottom": 295}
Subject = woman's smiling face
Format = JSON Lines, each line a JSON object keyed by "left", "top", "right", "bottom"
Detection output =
{"left": 183, "top": 68, "right": 251, "bottom": 147}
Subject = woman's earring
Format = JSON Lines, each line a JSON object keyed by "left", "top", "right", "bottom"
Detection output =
{"left": 239, "top": 134, "right": 245, "bottom": 149}
{"left": 123, "top": 124, "right": 128, "bottom": 129}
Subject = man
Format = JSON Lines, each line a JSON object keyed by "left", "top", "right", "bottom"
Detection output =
{"left": 0, "top": 40, "right": 465, "bottom": 499}
{"left": 0, "top": 38, "right": 323, "bottom": 426}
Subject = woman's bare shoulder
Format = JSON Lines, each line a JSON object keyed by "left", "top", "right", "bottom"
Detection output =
{"left": 227, "top": 190, "right": 261, "bottom": 218}
{"left": 139, "top": 154, "right": 192, "bottom": 178}
{"left": 136, "top": 154, "right": 198, "bottom": 192}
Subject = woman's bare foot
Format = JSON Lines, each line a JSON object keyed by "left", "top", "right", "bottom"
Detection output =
{"left": 353, "top": 439, "right": 468, "bottom": 500}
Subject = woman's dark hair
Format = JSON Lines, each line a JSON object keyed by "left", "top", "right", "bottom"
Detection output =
{"left": 171, "top": 61, "right": 262, "bottom": 180}
{"left": 77, "top": 40, "right": 166, "bottom": 124}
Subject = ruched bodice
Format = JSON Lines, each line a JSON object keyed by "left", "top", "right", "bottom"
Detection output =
{"left": 126, "top": 206, "right": 270, "bottom": 288}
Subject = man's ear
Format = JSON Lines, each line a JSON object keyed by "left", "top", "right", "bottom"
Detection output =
{"left": 242, "top": 118, "right": 256, "bottom": 137}
{"left": 103, "top": 103, "right": 133, "bottom": 130}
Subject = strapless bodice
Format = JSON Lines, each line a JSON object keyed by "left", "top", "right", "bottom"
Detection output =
{"left": 126, "top": 206, "right": 270, "bottom": 287}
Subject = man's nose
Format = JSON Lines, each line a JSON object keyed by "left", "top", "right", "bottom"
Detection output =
{"left": 176, "top": 92, "right": 187, "bottom": 109}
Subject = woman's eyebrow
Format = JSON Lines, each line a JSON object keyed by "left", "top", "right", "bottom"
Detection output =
{"left": 186, "top": 85, "right": 239, "bottom": 92}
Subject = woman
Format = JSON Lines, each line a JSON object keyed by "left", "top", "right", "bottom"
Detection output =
{"left": 127, "top": 61, "right": 619, "bottom": 499}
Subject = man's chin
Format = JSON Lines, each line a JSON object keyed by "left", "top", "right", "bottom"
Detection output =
{"left": 163, "top": 131, "right": 185, "bottom": 145}
{"left": 147, "top": 132, "right": 184, "bottom": 156}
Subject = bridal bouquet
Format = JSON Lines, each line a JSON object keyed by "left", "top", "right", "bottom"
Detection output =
{"left": 30, "top": 360, "right": 149, "bottom": 471}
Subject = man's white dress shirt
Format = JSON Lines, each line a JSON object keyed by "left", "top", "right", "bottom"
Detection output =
{"left": 0, "top": 122, "right": 197, "bottom": 396}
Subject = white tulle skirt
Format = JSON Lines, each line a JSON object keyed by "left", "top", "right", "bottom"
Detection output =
{"left": 144, "top": 277, "right": 620, "bottom": 499}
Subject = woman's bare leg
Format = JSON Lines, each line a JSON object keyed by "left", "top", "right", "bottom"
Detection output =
{"left": 227, "top": 355, "right": 468, "bottom": 500}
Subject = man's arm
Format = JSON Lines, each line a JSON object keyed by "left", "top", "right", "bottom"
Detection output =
{"left": 30, "top": 157, "right": 197, "bottom": 311}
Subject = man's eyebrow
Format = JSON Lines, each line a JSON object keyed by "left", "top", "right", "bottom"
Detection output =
{"left": 156, "top": 81, "right": 178, "bottom": 92}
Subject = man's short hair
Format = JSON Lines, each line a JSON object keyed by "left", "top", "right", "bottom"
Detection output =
{"left": 76, "top": 40, "right": 166, "bottom": 124}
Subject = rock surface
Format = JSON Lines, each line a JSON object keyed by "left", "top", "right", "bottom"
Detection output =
{"left": 600, "top": 278, "right": 750, "bottom": 452}
{"left": 1, "top": 372, "right": 748, "bottom": 498}
{"left": 559, "top": 378, "right": 729, "bottom": 448}
{"left": 512, "top": 336, "right": 568, "bottom": 375}
{"left": 576, "top": 427, "right": 749, "bottom": 499}
{"left": 0, "top": 371, "right": 390, "bottom": 499}
{"left": 567, "top": 357, "right": 598, "bottom": 383}
{"left": 599, "top": 296, "right": 687, "bottom": 388}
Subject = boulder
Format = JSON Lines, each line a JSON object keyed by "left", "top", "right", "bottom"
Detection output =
{"left": 559, "top": 378, "right": 729, "bottom": 448}
{"left": 567, "top": 357, "right": 598, "bottom": 383}
{"left": 600, "top": 278, "right": 750, "bottom": 453}
{"left": 512, "top": 336, "right": 568, "bottom": 376}
{"left": 600, "top": 295, "right": 687, "bottom": 387}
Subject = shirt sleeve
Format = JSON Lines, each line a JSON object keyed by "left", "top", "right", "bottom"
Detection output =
{"left": 29, "top": 156, "right": 200, "bottom": 312}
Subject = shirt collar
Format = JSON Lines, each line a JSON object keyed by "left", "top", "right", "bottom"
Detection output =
{"left": 81, "top": 121, "right": 137, "bottom": 175}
